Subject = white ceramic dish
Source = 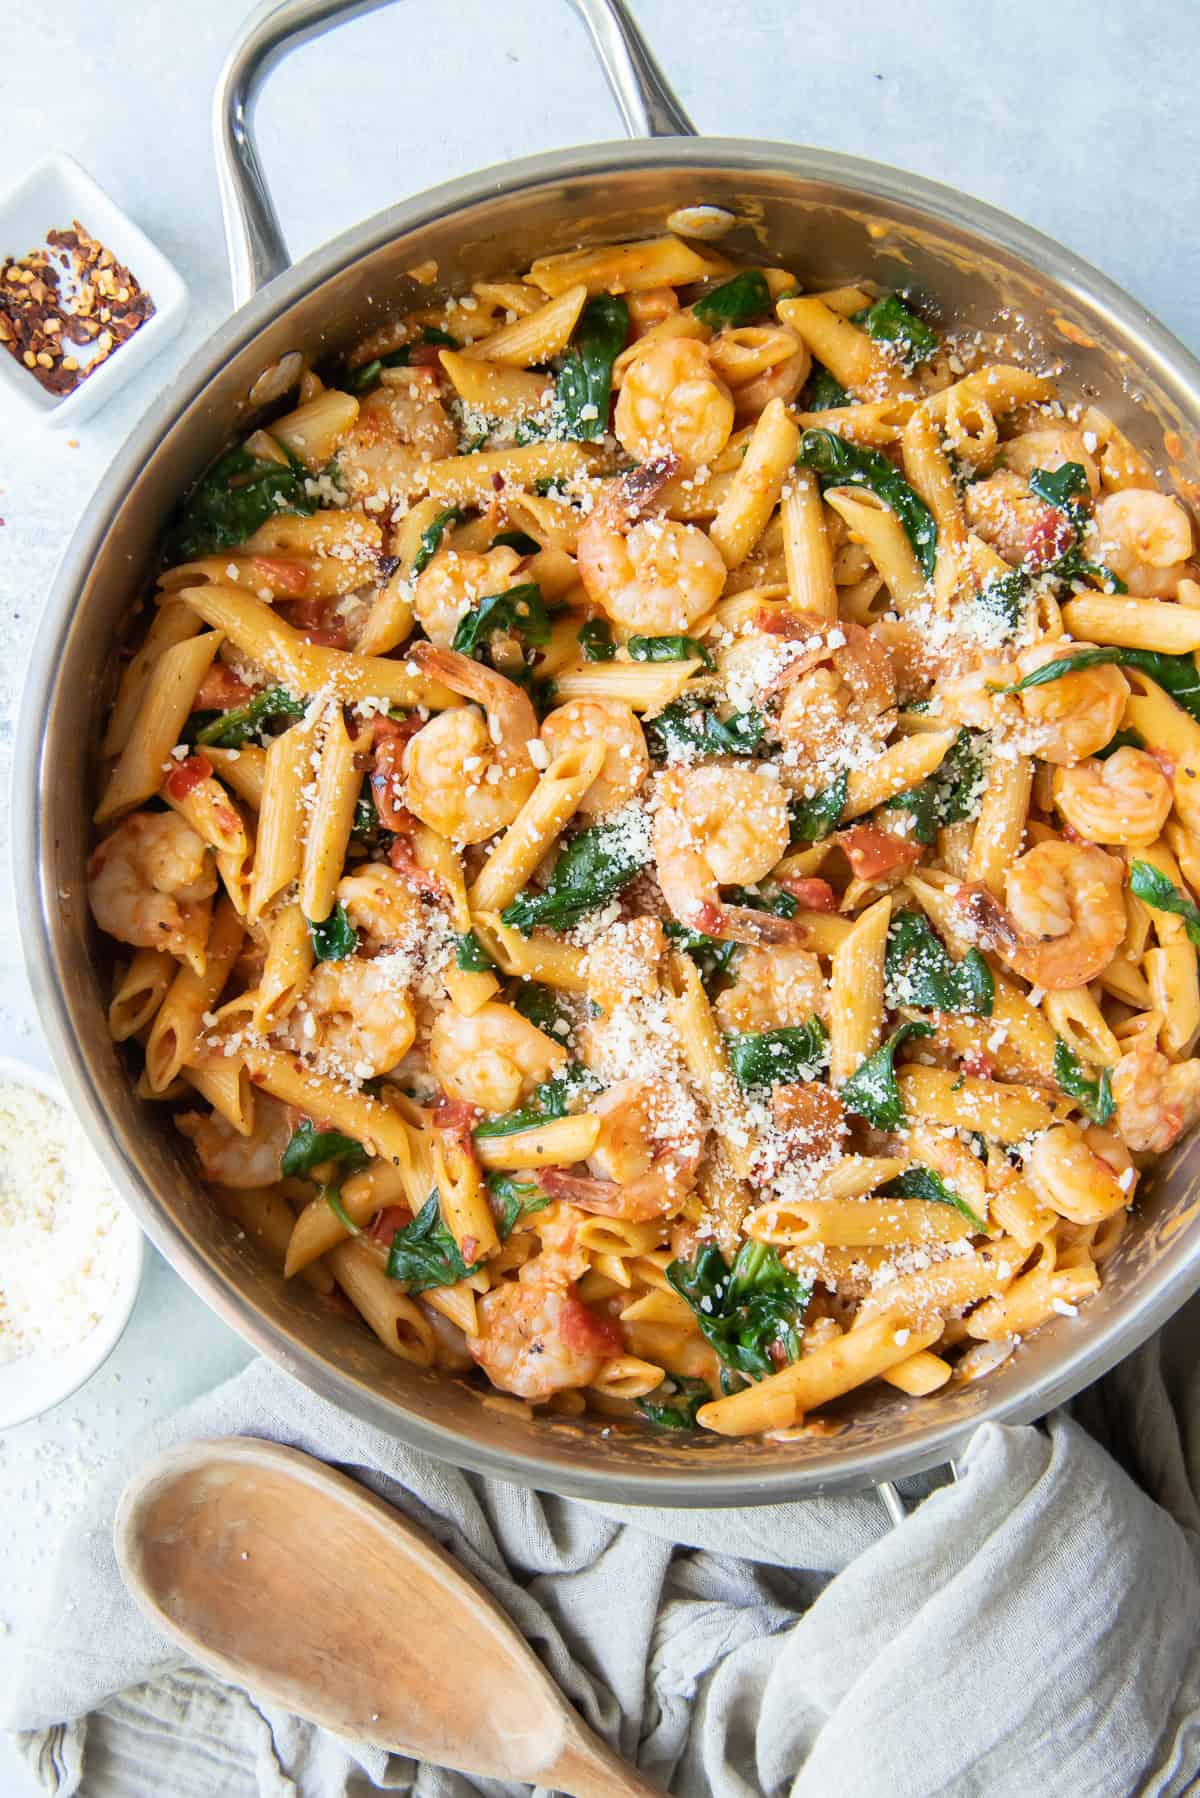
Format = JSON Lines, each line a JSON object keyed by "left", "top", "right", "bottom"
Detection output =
{"left": 0, "top": 1055, "right": 145, "bottom": 1429}
{"left": 0, "top": 151, "right": 188, "bottom": 429}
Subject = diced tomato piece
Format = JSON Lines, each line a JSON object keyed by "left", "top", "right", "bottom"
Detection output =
{"left": 1024, "top": 506, "right": 1076, "bottom": 570}
{"left": 961, "top": 1049, "right": 995, "bottom": 1080}
{"left": 371, "top": 737, "right": 411, "bottom": 832}
{"left": 368, "top": 1204, "right": 414, "bottom": 1246}
{"left": 776, "top": 875, "right": 838, "bottom": 912}
{"left": 838, "top": 825, "right": 923, "bottom": 882}
{"left": 164, "top": 753, "right": 213, "bottom": 800}
{"left": 251, "top": 555, "right": 309, "bottom": 595}
{"left": 372, "top": 712, "right": 423, "bottom": 748}
{"left": 407, "top": 342, "right": 445, "bottom": 367}
{"left": 559, "top": 1296, "right": 623, "bottom": 1359}
{"left": 193, "top": 664, "right": 252, "bottom": 711}
{"left": 388, "top": 830, "right": 449, "bottom": 899}
{"left": 433, "top": 1094, "right": 483, "bottom": 1149}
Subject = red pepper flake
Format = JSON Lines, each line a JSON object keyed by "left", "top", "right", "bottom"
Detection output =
{"left": 0, "top": 219, "right": 155, "bottom": 397}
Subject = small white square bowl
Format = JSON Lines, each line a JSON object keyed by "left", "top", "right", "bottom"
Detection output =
{"left": 0, "top": 151, "right": 188, "bottom": 429}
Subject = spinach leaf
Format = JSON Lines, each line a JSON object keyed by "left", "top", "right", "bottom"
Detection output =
{"left": 1095, "top": 725, "right": 1145, "bottom": 760}
{"left": 667, "top": 1241, "right": 810, "bottom": 1388}
{"left": 627, "top": 634, "right": 715, "bottom": 671}
{"left": 638, "top": 1376, "right": 712, "bottom": 1430}
{"left": 1129, "top": 859, "right": 1200, "bottom": 947}
{"left": 692, "top": 269, "right": 771, "bottom": 329}
{"left": 879, "top": 1165, "right": 985, "bottom": 1231}
{"left": 194, "top": 685, "right": 306, "bottom": 749}
{"left": 353, "top": 780, "right": 381, "bottom": 841}
{"left": 885, "top": 910, "right": 994, "bottom": 1016}
{"left": 513, "top": 981, "right": 573, "bottom": 1036}
{"left": 976, "top": 569, "right": 1030, "bottom": 635}
{"left": 801, "top": 362, "right": 850, "bottom": 411}
{"left": 725, "top": 1019, "right": 829, "bottom": 1088}
{"left": 455, "top": 930, "right": 496, "bottom": 973}
{"left": 883, "top": 729, "right": 985, "bottom": 842}
{"left": 473, "top": 1063, "right": 596, "bottom": 1138}
{"left": 557, "top": 294, "right": 629, "bottom": 441}
{"left": 663, "top": 920, "right": 740, "bottom": 990}
{"left": 452, "top": 583, "right": 550, "bottom": 658}
{"left": 412, "top": 505, "right": 467, "bottom": 577}
{"left": 578, "top": 617, "right": 616, "bottom": 662}
{"left": 728, "top": 886, "right": 798, "bottom": 919}
{"left": 840, "top": 1020, "right": 934, "bottom": 1129}
{"left": 491, "top": 529, "right": 540, "bottom": 555}
{"left": 308, "top": 902, "right": 359, "bottom": 963}
{"left": 169, "top": 442, "right": 318, "bottom": 562}
{"left": 645, "top": 701, "right": 763, "bottom": 760}
{"left": 323, "top": 1188, "right": 361, "bottom": 1235}
{"left": 798, "top": 428, "right": 937, "bottom": 578}
{"left": 851, "top": 291, "right": 938, "bottom": 365}
{"left": 881, "top": 780, "right": 939, "bottom": 845}
{"left": 788, "top": 772, "right": 848, "bottom": 843}
{"left": 486, "top": 1173, "right": 553, "bottom": 1237}
{"left": 1054, "top": 1040, "right": 1115, "bottom": 1125}
{"left": 994, "top": 647, "right": 1200, "bottom": 725}
{"left": 281, "top": 1119, "right": 369, "bottom": 1180}
{"left": 1028, "top": 461, "right": 1090, "bottom": 515}
{"left": 501, "top": 813, "right": 651, "bottom": 934}
{"left": 343, "top": 327, "right": 459, "bottom": 395}
{"left": 387, "top": 1192, "right": 480, "bottom": 1291}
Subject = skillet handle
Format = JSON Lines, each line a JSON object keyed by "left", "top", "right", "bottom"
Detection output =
{"left": 213, "top": 0, "right": 696, "bottom": 307}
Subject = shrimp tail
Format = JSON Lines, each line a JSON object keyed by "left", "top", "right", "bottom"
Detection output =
{"left": 603, "top": 453, "right": 681, "bottom": 528}
{"left": 407, "top": 642, "right": 539, "bottom": 757}
{"left": 540, "top": 1163, "right": 684, "bottom": 1223}
{"left": 954, "top": 883, "right": 1020, "bottom": 956}
{"left": 694, "top": 899, "right": 814, "bottom": 948}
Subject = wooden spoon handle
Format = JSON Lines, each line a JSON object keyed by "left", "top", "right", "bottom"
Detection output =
{"left": 543, "top": 1724, "right": 667, "bottom": 1797}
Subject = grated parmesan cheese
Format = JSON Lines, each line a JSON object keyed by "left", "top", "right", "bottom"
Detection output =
{"left": 0, "top": 1082, "right": 125, "bottom": 1364}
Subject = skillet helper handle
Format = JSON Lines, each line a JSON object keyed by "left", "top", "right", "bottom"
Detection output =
{"left": 213, "top": 0, "right": 696, "bottom": 306}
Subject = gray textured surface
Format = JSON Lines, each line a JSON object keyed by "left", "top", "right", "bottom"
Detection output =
{"left": 0, "top": 2, "right": 1197, "bottom": 1790}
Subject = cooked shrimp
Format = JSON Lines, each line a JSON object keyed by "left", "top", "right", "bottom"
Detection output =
{"left": 1024, "top": 1121, "right": 1133, "bottom": 1224}
{"left": 466, "top": 1250, "right": 622, "bottom": 1400}
{"left": 403, "top": 645, "right": 538, "bottom": 844}
{"left": 177, "top": 1094, "right": 294, "bottom": 1188}
{"left": 1003, "top": 428, "right": 1100, "bottom": 498}
{"left": 577, "top": 460, "right": 727, "bottom": 635}
{"left": 336, "top": 864, "right": 426, "bottom": 950}
{"left": 412, "top": 544, "right": 523, "bottom": 648}
{"left": 539, "top": 699, "right": 649, "bottom": 816}
{"left": 1111, "top": 1041, "right": 1200, "bottom": 1153}
{"left": 1090, "top": 490, "right": 1195, "bottom": 597}
{"left": 937, "top": 643, "right": 1127, "bottom": 766}
{"left": 429, "top": 1000, "right": 566, "bottom": 1113}
{"left": 1014, "top": 643, "right": 1129, "bottom": 765}
{"left": 286, "top": 956, "right": 417, "bottom": 1079}
{"left": 774, "top": 621, "right": 896, "bottom": 770}
{"left": 583, "top": 917, "right": 667, "bottom": 1016}
{"left": 714, "top": 946, "right": 829, "bottom": 1033}
{"left": 963, "top": 468, "right": 1053, "bottom": 566}
{"left": 541, "top": 1076, "right": 703, "bottom": 1222}
{"left": 337, "top": 367, "right": 457, "bottom": 502}
{"left": 959, "top": 838, "right": 1126, "bottom": 990}
{"left": 652, "top": 762, "right": 805, "bottom": 945}
{"left": 613, "top": 336, "right": 734, "bottom": 474}
{"left": 1052, "top": 747, "right": 1173, "bottom": 846}
{"left": 88, "top": 811, "right": 216, "bottom": 959}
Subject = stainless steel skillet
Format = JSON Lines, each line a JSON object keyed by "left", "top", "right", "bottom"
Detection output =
{"left": 17, "top": 0, "right": 1200, "bottom": 1504}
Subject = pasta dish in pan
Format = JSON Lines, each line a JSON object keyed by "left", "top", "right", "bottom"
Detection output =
{"left": 88, "top": 234, "right": 1200, "bottom": 1440}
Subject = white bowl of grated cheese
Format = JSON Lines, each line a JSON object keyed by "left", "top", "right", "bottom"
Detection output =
{"left": 0, "top": 1056, "right": 144, "bottom": 1428}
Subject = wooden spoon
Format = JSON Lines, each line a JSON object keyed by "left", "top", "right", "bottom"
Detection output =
{"left": 115, "top": 1437, "right": 662, "bottom": 1797}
